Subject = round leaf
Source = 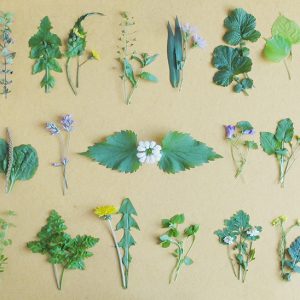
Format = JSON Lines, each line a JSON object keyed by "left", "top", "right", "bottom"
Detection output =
{"left": 263, "top": 35, "right": 291, "bottom": 62}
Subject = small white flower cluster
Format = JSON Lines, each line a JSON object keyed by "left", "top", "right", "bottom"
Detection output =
{"left": 180, "top": 22, "right": 207, "bottom": 49}
{"left": 137, "top": 141, "right": 162, "bottom": 164}
{"left": 246, "top": 227, "right": 260, "bottom": 237}
{"left": 223, "top": 236, "right": 234, "bottom": 245}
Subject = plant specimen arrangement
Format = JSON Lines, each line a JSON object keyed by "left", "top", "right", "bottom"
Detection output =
{"left": 225, "top": 121, "right": 258, "bottom": 178}
{"left": 260, "top": 118, "right": 299, "bottom": 187}
{"left": 263, "top": 15, "right": 300, "bottom": 79}
{"left": 0, "top": 210, "right": 15, "bottom": 273}
{"left": 215, "top": 210, "right": 262, "bottom": 283}
{"left": 159, "top": 214, "right": 199, "bottom": 283}
{"left": 27, "top": 210, "right": 99, "bottom": 290}
{"left": 272, "top": 215, "right": 300, "bottom": 281}
{"left": 117, "top": 12, "right": 158, "bottom": 104}
{"left": 46, "top": 114, "right": 74, "bottom": 195}
{"left": 65, "top": 12, "right": 104, "bottom": 95}
{"left": 29, "top": 16, "right": 62, "bottom": 93}
{"left": 167, "top": 17, "right": 206, "bottom": 90}
{"left": 0, "top": 128, "right": 38, "bottom": 193}
{"left": 212, "top": 8, "right": 261, "bottom": 95}
{"left": 94, "top": 198, "right": 139, "bottom": 289}
{"left": 0, "top": 12, "right": 15, "bottom": 98}
{"left": 81, "top": 130, "right": 222, "bottom": 173}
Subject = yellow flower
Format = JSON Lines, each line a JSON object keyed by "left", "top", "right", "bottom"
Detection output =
{"left": 296, "top": 219, "right": 300, "bottom": 226}
{"left": 73, "top": 27, "right": 85, "bottom": 39}
{"left": 94, "top": 205, "right": 118, "bottom": 218}
{"left": 272, "top": 215, "right": 288, "bottom": 226}
{"left": 279, "top": 215, "right": 288, "bottom": 222}
{"left": 91, "top": 50, "right": 100, "bottom": 60}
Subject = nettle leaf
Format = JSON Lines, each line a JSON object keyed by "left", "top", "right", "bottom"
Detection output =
{"left": 275, "top": 118, "right": 294, "bottom": 143}
{"left": 223, "top": 8, "right": 261, "bottom": 45}
{"left": 159, "top": 131, "right": 222, "bottom": 174}
{"left": 212, "top": 46, "right": 252, "bottom": 87}
{"left": 272, "top": 15, "right": 300, "bottom": 45}
{"left": 81, "top": 130, "right": 141, "bottom": 173}
{"left": 260, "top": 132, "right": 281, "bottom": 155}
{"left": 263, "top": 35, "right": 291, "bottom": 62}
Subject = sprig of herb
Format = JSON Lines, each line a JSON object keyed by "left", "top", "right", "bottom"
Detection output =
{"left": 0, "top": 210, "right": 15, "bottom": 273}
{"left": 0, "top": 128, "right": 39, "bottom": 193}
{"left": 167, "top": 18, "right": 206, "bottom": 90}
{"left": 29, "top": 16, "right": 62, "bottom": 93}
{"left": 260, "top": 118, "right": 299, "bottom": 187}
{"left": 46, "top": 114, "right": 74, "bottom": 195}
{"left": 80, "top": 130, "right": 222, "bottom": 173}
{"left": 27, "top": 210, "right": 99, "bottom": 290}
{"left": 215, "top": 210, "right": 262, "bottom": 283}
{"left": 212, "top": 8, "right": 261, "bottom": 95}
{"left": 272, "top": 216, "right": 300, "bottom": 281}
{"left": 0, "top": 12, "right": 15, "bottom": 98}
{"left": 94, "top": 205, "right": 126, "bottom": 288}
{"left": 225, "top": 121, "right": 258, "bottom": 178}
{"left": 117, "top": 12, "right": 158, "bottom": 104}
{"left": 159, "top": 214, "right": 199, "bottom": 283}
{"left": 263, "top": 15, "right": 300, "bottom": 79}
{"left": 65, "top": 12, "right": 104, "bottom": 95}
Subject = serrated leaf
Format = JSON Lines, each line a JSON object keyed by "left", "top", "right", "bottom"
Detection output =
{"left": 224, "top": 210, "right": 250, "bottom": 236}
{"left": 263, "top": 35, "right": 291, "bottom": 62}
{"left": 272, "top": 15, "right": 300, "bottom": 44}
{"left": 158, "top": 131, "right": 222, "bottom": 174}
{"left": 223, "top": 8, "right": 261, "bottom": 45}
{"left": 212, "top": 46, "right": 252, "bottom": 86}
{"left": 260, "top": 132, "right": 281, "bottom": 155}
{"left": 81, "top": 130, "right": 141, "bottom": 173}
{"left": 275, "top": 118, "right": 294, "bottom": 143}
{"left": 287, "top": 236, "right": 300, "bottom": 273}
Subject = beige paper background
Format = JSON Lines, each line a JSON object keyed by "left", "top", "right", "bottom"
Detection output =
{"left": 1, "top": 0, "right": 300, "bottom": 299}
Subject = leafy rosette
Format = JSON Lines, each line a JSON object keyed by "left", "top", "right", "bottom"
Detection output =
{"left": 80, "top": 130, "right": 222, "bottom": 174}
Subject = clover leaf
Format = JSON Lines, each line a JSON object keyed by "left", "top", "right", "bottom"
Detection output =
{"left": 223, "top": 8, "right": 261, "bottom": 45}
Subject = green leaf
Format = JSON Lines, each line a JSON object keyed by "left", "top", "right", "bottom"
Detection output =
{"left": 263, "top": 35, "right": 291, "bottom": 62}
{"left": 260, "top": 132, "right": 281, "bottom": 155}
{"left": 236, "top": 121, "right": 253, "bottom": 132}
{"left": 285, "top": 236, "right": 300, "bottom": 273}
{"left": 124, "top": 59, "right": 137, "bottom": 87}
{"left": 240, "top": 78, "right": 253, "bottom": 89}
{"left": 158, "top": 131, "right": 222, "bottom": 174}
{"left": 212, "top": 46, "right": 252, "bottom": 86}
{"left": 161, "top": 219, "right": 170, "bottom": 228}
{"left": 223, "top": 8, "right": 261, "bottom": 45}
{"left": 0, "top": 139, "right": 8, "bottom": 173}
{"left": 32, "top": 59, "right": 45, "bottom": 74}
{"left": 224, "top": 210, "right": 250, "bottom": 236}
{"left": 139, "top": 72, "right": 158, "bottom": 83}
{"left": 249, "top": 248, "right": 256, "bottom": 261}
{"left": 160, "top": 234, "right": 171, "bottom": 242}
{"left": 144, "top": 54, "right": 159, "bottom": 66}
{"left": 184, "top": 257, "right": 193, "bottom": 265}
{"left": 81, "top": 130, "right": 141, "bottom": 173}
{"left": 116, "top": 198, "right": 139, "bottom": 289}
{"left": 244, "top": 141, "right": 258, "bottom": 150}
{"left": 184, "top": 224, "right": 200, "bottom": 236}
{"left": 161, "top": 241, "right": 171, "bottom": 248}
{"left": 272, "top": 15, "right": 300, "bottom": 44}
{"left": 47, "top": 58, "right": 62, "bottom": 73}
{"left": 275, "top": 118, "right": 294, "bottom": 143}
{"left": 170, "top": 214, "right": 185, "bottom": 225}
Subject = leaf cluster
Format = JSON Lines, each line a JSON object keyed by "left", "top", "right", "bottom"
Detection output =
{"left": 212, "top": 8, "right": 261, "bottom": 95}
{"left": 29, "top": 16, "right": 62, "bottom": 93}
{"left": 80, "top": 130, "right": 222, "bottom": 174}
{"left": 0, "top": 138, "right": 38, "bottom": 193}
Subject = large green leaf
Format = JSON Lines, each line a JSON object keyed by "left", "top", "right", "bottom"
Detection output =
{"left": 272, "top": 15, "right": 300, "bottom": 44}
{"left": 263, "top": 35, "right": 291, "bottom": 62}
{"left": 223, "top": 8, "right": 261, "bottom": 45}
{"left": 275, "top": 118, "right": 294, "bottom": 143}
{"left": 224, "top": 210, "right": 250, "bottom": 236}
{"left": 260, "top": 132, "right": 280, "bottom": 155}
{"left": 81, "top": 130, "right": 141, "bottom": 173}
{"left": 158, "top": 131, "right": 222, "bottom": 174}
{"left": 0, "top": 138, "right": 8, "bottom": 173}
{"left": 212, "top": 46, "right": 252, "bottom": 86}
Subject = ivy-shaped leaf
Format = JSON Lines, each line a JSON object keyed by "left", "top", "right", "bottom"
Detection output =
{"left": 159, "top": 131, "right": 222, "bottom": 174}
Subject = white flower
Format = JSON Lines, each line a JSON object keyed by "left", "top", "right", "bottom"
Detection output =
{"left": 223, "top": 236, "right": 234, "bottom": 245}
{"left": 180, "top": 22, "right": 197, "bottom": 35}
{"left": 246, "top": 227, "right": 260, "bottom": 237}
{"left": 137, "top": 140, "right": 162, "bottom": 164}
{"left": 192, "top": 34, "right": 207, "bottom": 48}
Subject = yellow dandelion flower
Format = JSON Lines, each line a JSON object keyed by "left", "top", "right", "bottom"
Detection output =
{"left": 73, "top": 27, "right": 85, "bottom": 39}
{"left": 91, "top": 50, "right": 100, "bottom": 60}
{"left": 94, "top": 205, "right": 118, "bottom": 218}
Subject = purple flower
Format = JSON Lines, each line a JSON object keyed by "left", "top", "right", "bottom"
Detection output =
{"left": 243, "top": 129, "right": 255, "bottom": 135}
{"left": 61, "top": 114, "right": 74, "bottom": 132}
{"left": 192, "top": 34, "right": 207, "bottom": 48}
{"left": 225, "top": 125, "right": 236, "bottom": 139}
{"left": 46, "top": 122, "right": 60, "bottom": 135}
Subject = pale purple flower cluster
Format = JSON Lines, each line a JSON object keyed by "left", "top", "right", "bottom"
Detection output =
{"left": 46, "top": 122, "right": 60, "bottom": 135}
{"left": 225, "top": 125, "right": 255, "bottom": 139}
{"left": 61, "top": 114, "right": 74, "bottom": 132}
{"left": 180, "top": 22, "right": 207, "bottom": 49}
{"left": 192, "top": 34, "right": 207, "bottom": 48}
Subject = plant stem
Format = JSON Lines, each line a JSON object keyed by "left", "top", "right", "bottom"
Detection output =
{"left": 178, "top": 37, "right": 187, "bottom": 92}
{"left": 107, "top": 218, "right": 126, "bottom": 289}
{"left": 76, "top": 56, "right": 80, "bottom": 88}
{"left": 279, "top": 142, "right": 285, "bottom": 187}
{"left": 242, "top": 241, "right": 252, "bottom": 283}
{"left": 227, "top": 245, "right": 237, "bottom": 278}
{"left": 45, "top": 67, "right": 49, "bottom": 93}
{"left": 52, "top": 264, "right": 60, "bottom": 290}
{"left": 58, "top": 267, "right": 66, "bottom": 290}
{"left": 279, "top": 223, "right": 287, "bottom": 279}
{"left": 126, "top": 78, "right": 139, "bottom": 105}
{"left": 5, "top": 127, "right": 13, "bottom": 194}
{"left": 283, "top": 59, "right": 291, "bottom": 80}
{"left": 66, "top": 58, "right": 77, "bottom": 96}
